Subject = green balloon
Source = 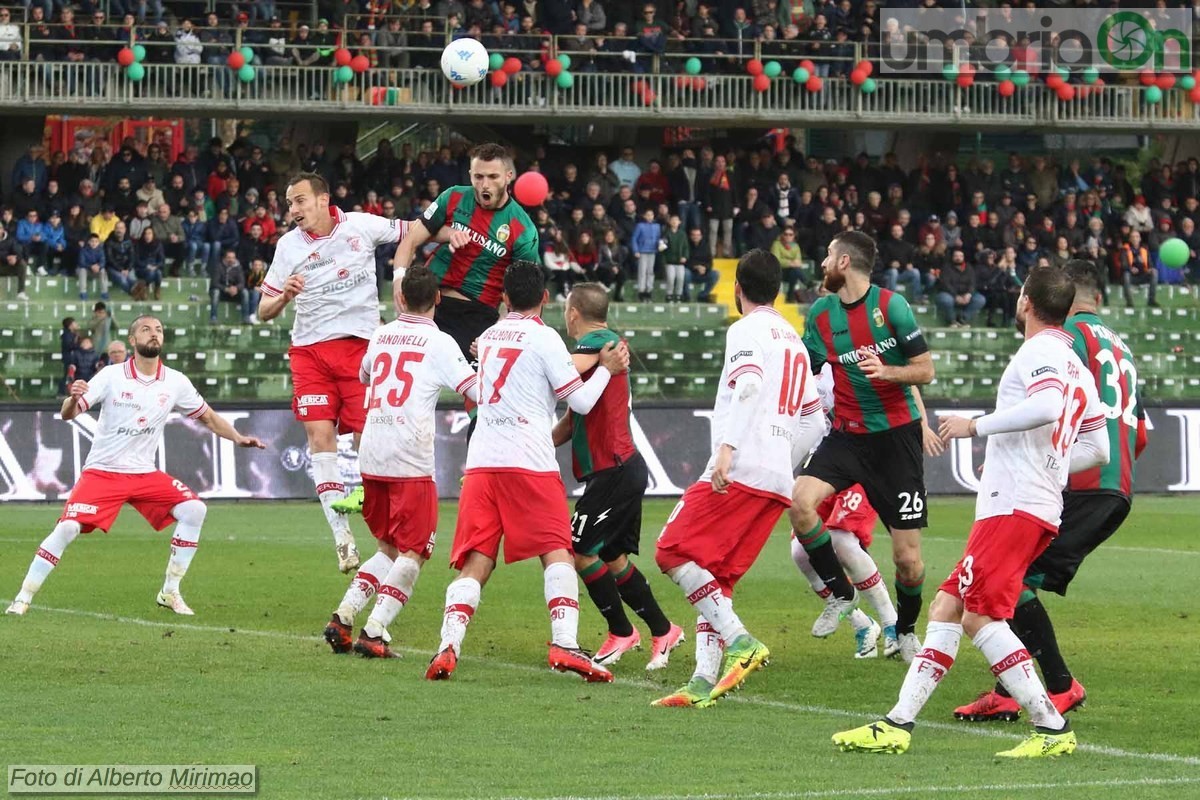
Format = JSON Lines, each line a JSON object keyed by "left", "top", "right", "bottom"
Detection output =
{"left": 556, "top": 70, "right": 574, "bottom": 89}
{"left": 1160, "top": 237, "right": 1190, "bottom": 268}
{"left": 237, "top": 64, "right": 256, "bottom": 82}
{"left": 1011, "top": 69, "right": 1030, "bottom": 87}
{"left": 993, "top": 64, "right": 1011, "bottom": 81}
{"left": 125, "top": 62, "right": 145, "bottom": 81}
{"left": 1145, "top": 85, "right": 1163, "bottom": 103}
{"left": 132, "top": 44, "right": 146, "bottom": 62}
{"left": 335, "top": 64, "right": 354, "bottom": 83}
{"left": 489, "top": 52, "right": 504, "bottom": 70}
{"left": 240, "top": 46, "right": 255, "bottom": 63}
{"left": 685, "top": 57, "right": 702, "bottom": 75}
{"left": 1082, "top": 66, "right": 1099, "bottom": 84}
{"left": 1055, "top": 65, "right": 1069, "bottom": 80}
{"left": 385, "top": 87, "right": 400, "bottom": 105}
{"left": 861, "top": 77, "right": 876, "bottom": 94}
{"left": 1181, "top": 75, "right": 1196, "bottom": 90}
{"left": 942, "top": 63, "right": 958, "bottom": 81}
{"left": 792, "top": 67, "right": 810, "bottom": 83}
{"left": 557, "top": 53, "right": 571, "bottom": 70}
{"left": 764, "top": 60, "right": 782, "bottom": 78}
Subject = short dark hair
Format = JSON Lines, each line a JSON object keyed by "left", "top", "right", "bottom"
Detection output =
{"left": 503, "top": 260, "right": 546, "bottom": 311}
{"left": 287, "top": 171, "right": 330, "bottom": 196}
{"left": 62, "top": 316, "right": 75, "bottom": 330}
{"left": 93, "top": 301, "right": 107, "bottom": 312}
{"left": 1064, "top": 258, "right": 1102, "bottom": 299}
{"left": 736, "top": 249, "right": 782, "bottom": 305}
{"left": 830, "top": 230, "right": 877, "bottom": 274}
{"left": 469, "top": 142, "right": 514, "bottom": 170}
{"left": 567, "top": 282, "right": 610, "bottom": 324}
{"left": 401, "top": 266, "right": 439, "bottom": 313}
{"left": 1023, "top": 265, "right": 1075, "bottom": 326}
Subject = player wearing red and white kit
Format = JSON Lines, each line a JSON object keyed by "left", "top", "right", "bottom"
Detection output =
{"left": 834, "top": 267, "right": 1109, "bottom": 759}
{"left": 319, "top": 268, "right": 481, "bottom": 659}
{"left": 4, "top": 315, "right": 265, "bottom": 617}
{"left": 258, "top": 172, "right": 429, "bottom": 575}
{"left": 426, "top": 260, "right": 629, "bottom": 683}
{"left": 653, "top": 250, "right": 826, "bottom": 708}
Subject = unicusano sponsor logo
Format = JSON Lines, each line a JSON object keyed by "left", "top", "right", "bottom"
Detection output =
{"left": 880, "top": 9, "right": 1191, "bottom": 75}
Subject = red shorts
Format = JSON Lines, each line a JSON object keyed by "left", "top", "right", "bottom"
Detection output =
{"left": 450, "top": 470, "right": 572, "bottom": 569}
{"left": 362, "top": 476, "right": 439, "bottom": 560}
{"left": 817, "top": 484, "right": 878, "bottom": 549}
{"left": 289, "top": 337, "right": 369, "bottom": 434}
{"left": 939, "top": 513, "right": 1056, "bottom": 620}
{"left": 655, "top": 481, "right": 789, "bottom": 592}
{"left": 60, "top": 469, "right": 198, "bottom": 534}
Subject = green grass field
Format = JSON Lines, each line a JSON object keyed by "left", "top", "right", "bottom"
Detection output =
{"left": 2, "top": 496, "right": 1198, "bottom": 800}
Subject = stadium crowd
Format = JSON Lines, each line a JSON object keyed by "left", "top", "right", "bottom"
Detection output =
{"left": 4, "top": 133, "right": 1199, "bottom": 323}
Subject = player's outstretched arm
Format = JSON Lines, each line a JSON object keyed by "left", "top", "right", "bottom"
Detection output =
{"left": 197, "top": 407, "right": 267, "bottom": 449}
{"left": 939, "top": 388, "right": 1061, "bottom": 442}
{"left": 857, "top": 348, "right": 934, "bottom": 385}
{"left": 258, "top": 274, "right": 305, "bottom": 321}
{"left": 60, "top": 380, "right": 89, "bottom": 421}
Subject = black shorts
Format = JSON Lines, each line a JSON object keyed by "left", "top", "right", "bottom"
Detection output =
{"left": 433, "top": 294, "right": 500, "bottom": 362}
{"left": 801, "top": 419, "right": 927, "bottom": 530}
{"left": 572, "top": 454, "right": 648, "bottom": 562}
{"left": 1025, "top": 491, "right": 1130, "bottom": 596}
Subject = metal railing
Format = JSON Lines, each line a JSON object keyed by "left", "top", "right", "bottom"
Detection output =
{"left": 1, "top": 61, "right": 1197, "bottom": 131}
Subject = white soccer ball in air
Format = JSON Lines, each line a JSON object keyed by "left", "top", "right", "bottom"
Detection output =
{"left": 441, "top": 38, "right": 489, "bottom": 86}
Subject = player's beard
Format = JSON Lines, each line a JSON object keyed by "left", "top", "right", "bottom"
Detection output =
{"left": 135, "top": 342, "right": 162, "bottom": 359}
{"left": 477, "top": 187, "right": 506, "bottom": 209}
{"left": 1014, "top": 303, "right": 1027, "bottom": 336}
{"left": 823, "top": 267, "right": 846, "bottom": 293}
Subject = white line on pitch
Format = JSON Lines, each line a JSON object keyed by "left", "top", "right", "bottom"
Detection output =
{"left": 6, "top": 600, "right": 1200, "bottom": 769}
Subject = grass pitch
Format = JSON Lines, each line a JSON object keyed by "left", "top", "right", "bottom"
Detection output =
{"left": 2, "top": 496, "right": 1198, "bottom": 800}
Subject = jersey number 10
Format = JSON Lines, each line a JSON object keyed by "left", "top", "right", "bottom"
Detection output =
{"left": 778, "top": 349, "right": 809, "bottom": 416}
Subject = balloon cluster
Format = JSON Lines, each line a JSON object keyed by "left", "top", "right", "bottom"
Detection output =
{"left": 848, "top": 60, "right": 875, "bottom": 94}
{"left": 116, "top": 44, "right": 147, "bottom": 81}
{"left": 790, "top": 59, "right": 822, "bottom": 93}
{"left": 487, "top": 53, "right": 523, "bottom": 87}
{"left": 1138, "top": 69, "right": 1200, "bottom": 103}
{"left": 632, "top": 78, "right": 656, "bottom": 106}
{"left": 745, "top": 58, "right": 783, "bottom": 93}
{"left": 942, "top": 61, "right": 976, "bottom": 88}
{"left": 333, "top": 47, "right": 370, "bottom": 84}
{"left": 226, "top": 46, "right": 257, "bottom": 83}
{"left": 544, "top": 54, "right": 574, "bottom": 90}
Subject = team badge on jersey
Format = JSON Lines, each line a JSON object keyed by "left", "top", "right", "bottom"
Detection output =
{"left": 337, "top": 268, "right": 349, "bottom": 279}
{"left": 496, "top": 224, "right": 510, "bottom": 243}
{"left": 873, "top": 307, "right": 886, "bottom": 328}
{"left": 308, "top": 252, "right": 320, "bottom": 262}
{"left": 348, "top": 236, "right": 362, "bottom": 252}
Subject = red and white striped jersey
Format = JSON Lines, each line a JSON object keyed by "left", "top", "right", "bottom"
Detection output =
{"left": 466, "top": 313, "right": 584, "bottom": 474}
{"left": 357, "top": 314, "right": 477, "bottom": 480}
{"left": 263, "top": 208, "right": 410, "bottom": 346}
{"left": 76, "top": 360, "right": 209, "bottom": 474}
{"left": 976, "top": 328, "right": 1105, "bottom": 529}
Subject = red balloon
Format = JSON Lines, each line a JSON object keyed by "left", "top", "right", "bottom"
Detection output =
{"left": 1191, "top": 85, "right": 1200, "bottom": 103}
{"left": 1057, "top": 84, "right": 1075, "bottom": 101}
{"left": 117, "top": 47, "right": 135, "bottom": 67}
{"left": 1094, "top": 78, "right": 1104, "bottom": 88}
{"left": 850, "top": 69, "right": 867, "bottom": 86}
{"left": 857, "top": 60, "right": 873, "bottom": 76}
{"left": 632, "top": 79, "right": 648, "bottom": 93}
{"left": 998, "top": 80, "right": 1016, "bottom": 97}
{"left": 369, "top": 86, "right": 385, "bottom": 104}
{"left": 1139, "top": 70, "right": 1156, "bottom": 86}
{"left": 956, "top": 73, "right": 974, "bottom": 88}
{"left": 490, "top": 70, "right": 508, "bottom": 87}
{"left": 1157, "top": 73, "right": 1176, "bottom": 90}
{"left": 675, "top": 76, "right": 690, "bottom": 90}
{"left": 753, "top": 73, "right": 771, "bottom": 92}
{"left": 799, "top": 59, "right": 816, "bottom": 74}
{"left": 805, "top": 75, "right": 823, "bottom": 92}
{"left": 641, "top": 88, "right": 657, "bottom": 105}
{"left": 960, "top": 62, "right": 976, "bottom": 75}
{"left": 513, "top": 171, "right": 549, "bottom": 206}
{"left": 502, "top": 56, "right": 522, "bottom": 74}
{"left": 1045, "top": 74, "right": 1064, "bottom": 90}
{"left": 227, "top": 51, "right": 245, "bottom": 69}
{"left": 351, "top": 55, "right": 370, "bottom": 73}
{"left": 746, "top": 59, "right": 764, "bottom": 76}
{"left": 1077, "top": 86, "right": 1090, "bottom": 99}
{"left": 692, "top": 77, "right": 707, "bottom": 91}
{"left": 334, "top": 48, "right": 352, "bottom": 67}
{"left": 545, "top": 58, "right": 563, "bottom": 77}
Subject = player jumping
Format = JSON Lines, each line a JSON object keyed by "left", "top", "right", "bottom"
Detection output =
{"left": 954, "top": 259, "right": 1147, "bottom": 722}
{"left": 653, "top": 250, "right": 826, "bottom": 708}
{"left": 5, "top": 315, "right": 265, "bottom": 617}
{"left": 833, "top": 266, "right": 1109, "bottom": 759}
{"left": 425, "top": 260, "right": 628, "bottom": 682}
{"left": 321, "top": 267, "right": 481, "bottom": 658}
{"left": 550, "top": 282, "right": 685, "bottom": 670}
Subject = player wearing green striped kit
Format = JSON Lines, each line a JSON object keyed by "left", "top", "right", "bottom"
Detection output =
{"left": 789, "top": 230, "right": 938, "bottom": 664}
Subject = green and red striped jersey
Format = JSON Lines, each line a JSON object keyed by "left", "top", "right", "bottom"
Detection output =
{"left": 567, "top": 328, "right": 637, "bottom": 481}
{"left": 420, "top": 186, "right": 540, "bottom": 308}
{"left": 1065, "top": 311, "right": 1147, "bottom": 497}
{"left": 803, "top": 286, "right": 929, "bottom": 434}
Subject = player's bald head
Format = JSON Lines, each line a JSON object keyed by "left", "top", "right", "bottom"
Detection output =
{"left": 566, "top": 282, "right": 610, "bottom": 324}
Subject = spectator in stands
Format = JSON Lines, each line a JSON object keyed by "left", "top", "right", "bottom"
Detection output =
{"left": 110, "top": 177, "right": 138, "bottom": 220}
{"left": 69, "top": 336, "right": 101, "bottom": 382}
{"left": 210, "top": 248, "right": 253, "bottom": 324}
{"left": 542, "top": 234, "right": 583, "bottom": 301}
{"left": 634, "top": 159, "right": 669, "bottom": 206}
{"left": 679, "top": 227, "right": 714, "bottom": 302}
{"left": 978, "top": 248, "right": 1021, "bottom": 328}
{"left": 771, "top": 225, "right": 812, "bottom": 304}
{"left": 245, "top": 257, "right": 266, "bottom": 320}
{"left": 135, "top": 227, "right": 165, "bottom": 300}
{"left": 913, "top": 231, "right": 945, "bottom": 288}
{"left": 0, "top": 226, "right": 26, "bottom": 300}
{"left": 0, "top": 8, "right": 20, "bottom": 62}
{"left": 237, "top": 222, "right": 273, "bottom": 267}
{"left": 594, "top": 228, "right": 629, "bottom": 300}
{"left": 631, "top": 207, "right": 661, "bottom": 301}
{"left": 1117, "top": 229, "right": 1158, "bottom": 308}
{"left": 129, "top": 200, "right": 153, "bottom": 241}
{"left": 205, "top": 207, "right": 240, "bottom": 275}
{"left": 934, "top": 248, "right": 985, "bottom": 328}
{"left": 747, "top": 209, "right": 780, "bottom": 253}
{"left": 611, "top": 146, "right": 642, "bottom": 190}
{"left": 660, "top": 213, "right": 688, "bottom": 302}
{"left": 97, "top": 339, "right": 127, "bottom": 370}
{"left": 58, "top": 317, "right": 79, "bottom": 394}
{"left": 734, "top": 187, "right": 766, "bottom": 253}
{"left": 180, "top": 207, "right": 209, "bottom": 276}
{"left": 104, "top": 221, "right": 136, "bottom": 295}
{"left": 86, "top": 300, "right": 114, "bottom": 353}
{"left": 16, "top": 209, "right": 47, "bottom": 270}
{"left": 150, "top": 203, "right": 185, "bottom": 274}
{"left": 40, "top": 209, "right": 67, "bottom": 275}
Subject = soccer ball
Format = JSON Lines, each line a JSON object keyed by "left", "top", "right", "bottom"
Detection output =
{"left": 441, "top": 38, "right": 489, "bottom": 86}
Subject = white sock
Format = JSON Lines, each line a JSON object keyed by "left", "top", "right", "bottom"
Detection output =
{"left": 693, "top": 615, "right": 724, "bottom": 684}
{"left": 364, "top": 556, "right": 421, "bottom": 639}
{"left": 832, "top": 530, "right": 898, "bottom": 627}
{"left": 15, "top": 520, "right": 80, "bottom": 603}
{"left": 312, "top": 451, "right": 351, "bottom": 540}
{"left": 974, "top": 620, "right": 1067, "bottom": 730}
{"left": 670, "top": 561, "right": 747, "bottom": 642}
{"left": 335, "top": 551, "right": 394, "bottom": 625}
{"left": 162, "top": 500, "right": 206, "bottom": 595}
{"left": 790, "top": 536, "right": 831, "bottom": 597}
{"left": 849, "top": 609, "right": 874, "bottom": 630}
{"left": 544, "top": 561, "right": 580, "bottom": 649}
{"left": 887, "top": 621, "right": 963, "bottom": 725}
{"left": 439, "top": 577, "right": 481, "bottom": 656}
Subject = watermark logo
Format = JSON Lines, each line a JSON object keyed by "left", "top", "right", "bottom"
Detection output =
{"left": 880, "top": 8, "right": 1191, "bottom": 75}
